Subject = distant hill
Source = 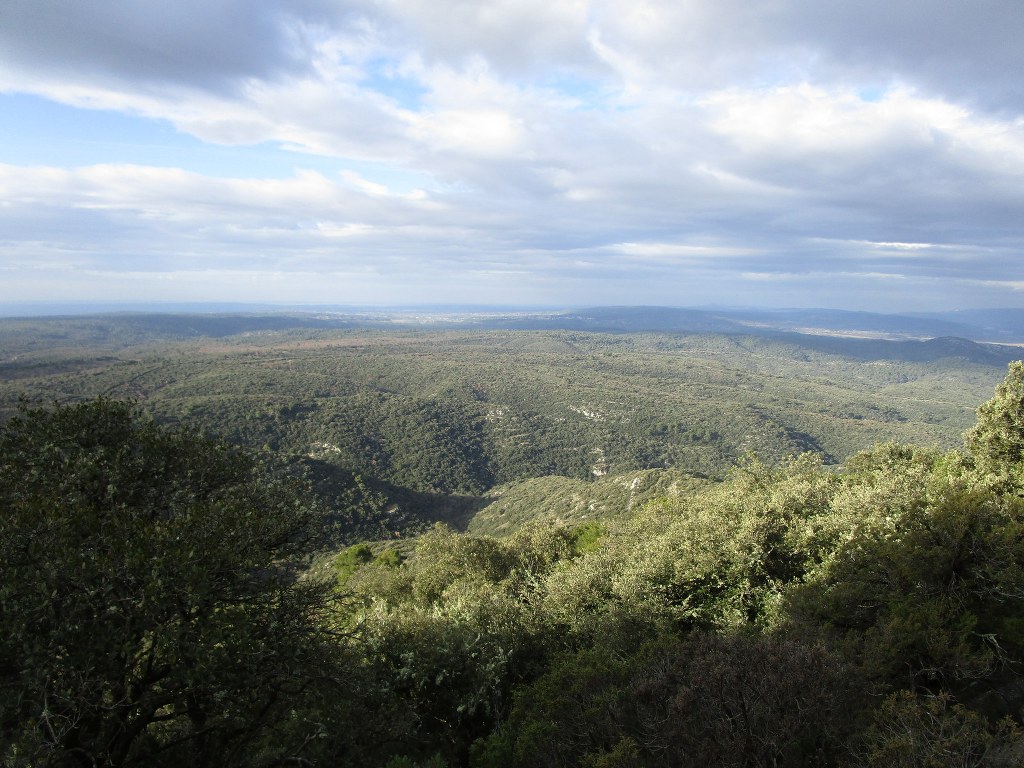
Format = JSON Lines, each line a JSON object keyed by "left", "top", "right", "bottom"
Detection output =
{"left": 483, "top": 306, "right": 754, "bottom": 334}
{"left": 770, "top": 333, "right": 1022, "bottom": 366}
{"left": 910, "top": 308, "right": 1024, "bottom": 342}
{"left": 3, "top": 305, "right": 1023, "bottom": 348}
{"left": 480, "top": 306, "right": 1024, "bottom": 347}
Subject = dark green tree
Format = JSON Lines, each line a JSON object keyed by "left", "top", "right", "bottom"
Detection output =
{"left": 0, "top": 400, "right": 350, "bottom": 767}
{"left": 853, "top": 691, "right": 1019, "bottom": 768}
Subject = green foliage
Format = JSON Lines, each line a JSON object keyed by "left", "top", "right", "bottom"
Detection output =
{"left": 407, "top": 525, "right": 519, "bottom": 605}
{"left": 0, "top": 399, "right": 353, "bottom": 767}
{"left": 476, "top": 633, "right": 854, "bottom": 768}
{"left": 376, "top": 547, "right": 404, "bottom": 567}
{"left": 967, "top": 360, "right": 1024, "bottom": 470}
{"left": 472, "top": 644, "right": 634, "bottom": 768}
{"left": 532, "top": 454, "right": 839, "bottom": 639}
{"left": 334, "top": 542, "right": 376, "bottom": 585}
{"left": 570, "top": 520, "right": 606, "bottom": 554}
{"left": 790, "top": 445, "right": 1024, "bottom": 688}
{"left": 361, "top": 604, "right": 518, "bottom": 761}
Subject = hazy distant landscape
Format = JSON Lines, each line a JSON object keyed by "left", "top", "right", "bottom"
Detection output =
{"left": 4, "top": 303, "right": 1024, "bottom": 341}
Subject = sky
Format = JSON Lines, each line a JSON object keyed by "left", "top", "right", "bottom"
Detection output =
{"left": 1, "top": 0, "right": 1023, "bottom": 312}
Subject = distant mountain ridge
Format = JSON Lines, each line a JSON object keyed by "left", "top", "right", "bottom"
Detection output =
{"left": 774, "top": 333, "right": 1022, "bottom": 366}
{"left": 489, "top": 305, "right": 1024, "bottom": 343}
{"left": 1, "top": 306, "right": 1022, "bottom": 365}
{"left": 471, "top": 307, "right": 1024, "bottom": 364}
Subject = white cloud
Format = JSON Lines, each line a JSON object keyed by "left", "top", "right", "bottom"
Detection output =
{"left": 412, "top": 108, "right": 525, "bottom": 157}
{"left": 702, "top": 84, "right": 1024, "bottom": 183}
{"left": 863, "top": 242, "right": 935, "bottom": 251}
{"left": 612, "top": 242, "right": 758, "bottom": 262}
{"left": 973, "top": 280, "right": 1024, "bottom": 293}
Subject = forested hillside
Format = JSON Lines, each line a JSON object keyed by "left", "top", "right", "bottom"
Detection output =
{"left": 0, "top": 313, "right": 1013, "bottom": 540}
{"left": 5, "top": 363, "right": 1024, "bottom": 766}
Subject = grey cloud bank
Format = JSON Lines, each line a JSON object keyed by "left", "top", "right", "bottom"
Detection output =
{"left": 0, "top": 0, "right": 1022, "bottom": 311}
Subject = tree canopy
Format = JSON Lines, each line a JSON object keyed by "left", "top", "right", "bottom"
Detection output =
{"left": 0, "top": 399, "right": 349, "bottom": 767}
{"left": 967, "top": 359, "right": 1024, "bottom": 470}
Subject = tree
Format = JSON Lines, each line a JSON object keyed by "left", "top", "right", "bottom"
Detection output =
{"left": 966, "top": 360, "right": 1024, "bottom": 469}
{"left": 0, "top": 399, "right": 348, "bottom": 767}
{"left": 788, "top": 442, "right": 1024, "bottom": 691}
{"left": 474, "top": 632, "right": 853, "bottom": 768}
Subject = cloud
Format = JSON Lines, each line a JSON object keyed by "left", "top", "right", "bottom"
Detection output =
{"left": 769, "top": 0, "right": 1024, "bottom": 112}
{"left": 379, "top": 0, "right": 597, "bottom": 75}
{"left": 0, "top": 1, "right": 1023, "bottom": 311}
{"left": 0, "top": 0, "right": 353, "bottom": 92}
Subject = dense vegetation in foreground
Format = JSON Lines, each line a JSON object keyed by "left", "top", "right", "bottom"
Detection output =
{"left": 5, "top": 362, "right": 1024, "bottom": 766}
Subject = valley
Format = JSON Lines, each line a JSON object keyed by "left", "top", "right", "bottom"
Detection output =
{"left": 0, "top": 307, "right": 1016, "bottom": 542}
